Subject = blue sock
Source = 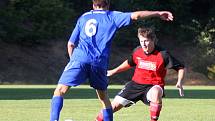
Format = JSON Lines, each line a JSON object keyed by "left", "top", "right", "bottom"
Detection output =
{"left": 50, "top": 96, "right": 63, "bottom": 121}
{"left": 102, "top": 108, "right": 113, "bottom": 121}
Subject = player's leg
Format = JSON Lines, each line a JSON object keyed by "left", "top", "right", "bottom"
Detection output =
{"left": 89, "top": 66, "right": 113, "bottom": 121}
{"left": 50, "top": 61, "right": 88, "bottom": 121}
{"left": 50, "top": 84, "right": 70, "bottom": 121}
{"left": 95, "top": 98, "right": 124, "bottom": 121}
{"left": 146, "top": 85, "right": 163, "bottom": 121}
{"left": 96, "top": 90, "right": 113, "bottom": 121}
{"left": 95, "top": 81, "right": 138, "bottom": 121}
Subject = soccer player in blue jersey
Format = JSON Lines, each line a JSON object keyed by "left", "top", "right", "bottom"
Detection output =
{"left": 50, "top": 0, "right": 174, "bottom": 121}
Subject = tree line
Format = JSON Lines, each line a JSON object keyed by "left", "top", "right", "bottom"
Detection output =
{"left": 0, "top": 0, "right": 214, "bottom": 81}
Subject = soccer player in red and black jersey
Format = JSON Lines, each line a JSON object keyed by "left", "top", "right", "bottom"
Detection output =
{"left": 95, "top": 27, "right": 185, "bottom": 121}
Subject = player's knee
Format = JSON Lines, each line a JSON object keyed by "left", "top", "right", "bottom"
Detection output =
{"left": 53, "top": 85, "right": 69, "bottom": 96}
{"left": 111, "top": 101, "right": 123, "bottom": 112}
{"left": 150, "top": 87, "right": 163, "bottom": 102}
{"left": 152, "top": 87, "right": 163, "bottom": 97}
{"left": 53, "top": 88, "right": 64, "bottom": 96}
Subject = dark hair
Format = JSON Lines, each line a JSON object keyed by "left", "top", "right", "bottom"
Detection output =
{"left": 92, "top": 0, "right": 110, "bottom": 8}
{"left": 138, "top": 27, "right": 158, "bottom": 43}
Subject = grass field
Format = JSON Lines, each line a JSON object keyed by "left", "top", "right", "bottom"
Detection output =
{"left": 0, "top": 85, "right": 214, "bottom": 121}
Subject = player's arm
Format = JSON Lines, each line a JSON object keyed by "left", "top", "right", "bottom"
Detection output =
{"left": 67, "top": 41, "right": 75, "bottom": 58}
{"left": 131, "top": 11, "right": 173, "bottom": 21}
{"left": 67, "top": 18, "right": 80, "bottom": 58}
{"left": 162, "top": 50, "right": 185, "bottom": 96}
{"left": 176, "top": 68, "right": 185, "bottom": 97}
{"left": 107, "top": 60, "right": 132, "bottom": 77}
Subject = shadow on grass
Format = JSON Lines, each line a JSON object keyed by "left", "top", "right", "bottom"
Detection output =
{"left": 0, "top": 88, "right": 214, "bottom": 100}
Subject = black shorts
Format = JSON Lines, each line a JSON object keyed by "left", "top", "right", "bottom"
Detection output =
{"left": 116, "top": 81, "right": 158, "bottom": 106}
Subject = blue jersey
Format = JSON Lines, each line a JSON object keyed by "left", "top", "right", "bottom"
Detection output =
{"left": 69, "top": 10, "right": 132, "bottom": 69}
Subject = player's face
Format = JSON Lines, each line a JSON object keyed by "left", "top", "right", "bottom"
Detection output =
{"left": 138, "top": 35, "right": 155, "bottom": 54}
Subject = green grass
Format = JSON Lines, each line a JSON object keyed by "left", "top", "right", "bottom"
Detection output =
{"left": 0, "top": 85, "right": 215, "bottom": 121}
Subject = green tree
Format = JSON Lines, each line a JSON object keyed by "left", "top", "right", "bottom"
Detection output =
{"left": 0, "top": 0, "right": 76, "bottom": 45}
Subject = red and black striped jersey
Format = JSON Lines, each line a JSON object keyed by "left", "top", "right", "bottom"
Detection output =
{"left": 128, "top": 46, "right": 184, "bottom": 87}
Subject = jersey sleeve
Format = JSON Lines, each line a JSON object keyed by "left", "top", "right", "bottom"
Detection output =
{"left": 162, "top": 51, "right": 185, "bottom": 71}
{"left": 112, "top": 11, "right": 132, "bottom": 28}
{"left": 127, "top": 47, "right": 139, "bottom": 67}
{"left": 68, "top": 18, "right": 80, "bottom": 46}
{"left": 127, "top": 55, "right": 136, "bottom": 67}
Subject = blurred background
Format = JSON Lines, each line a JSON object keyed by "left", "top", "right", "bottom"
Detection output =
{"left": 0, "top": 0, "right": 214, "bottom": 85}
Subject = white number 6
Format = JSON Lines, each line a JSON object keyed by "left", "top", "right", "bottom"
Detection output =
{"left": 85, "top": 19, "right": 97, "bottom": 37}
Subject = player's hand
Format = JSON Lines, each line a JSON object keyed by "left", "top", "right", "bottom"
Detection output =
{"left": 107, "top": 69, "right": 117, "bottom": 77}
{"left": 176, "top": 82, "right": 184, "bottom": 97}
{"left": 158, "top": 11, "right": 173, "bottom": 21}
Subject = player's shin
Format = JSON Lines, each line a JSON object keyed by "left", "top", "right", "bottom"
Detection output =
{"left": 102, "top": 107, "right": 113, "bottom": 121}
{"left": 149, "top": 102, "right": 162, "bottom": 121}
{"left": 50, "top": 96, "right": 64, "bottom": 121}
